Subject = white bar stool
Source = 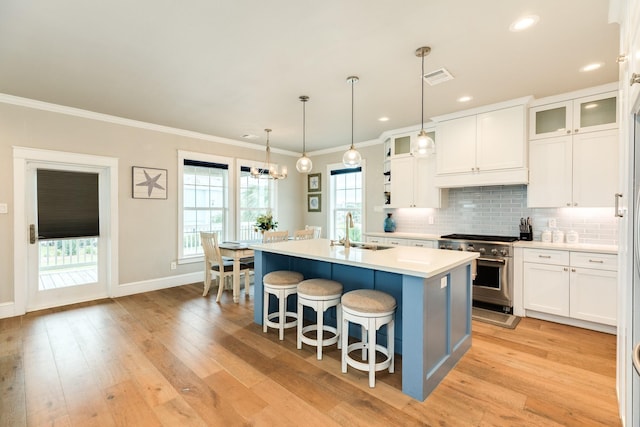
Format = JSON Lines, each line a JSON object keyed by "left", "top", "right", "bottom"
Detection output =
{"left": 263, "top": 270, "right": 304, "bottom": 340}
{"left": 296, "top": 278, "right": 343, "bottom": 360}
{"left": 341, "top": 289, "right": 396, "bottom": 388}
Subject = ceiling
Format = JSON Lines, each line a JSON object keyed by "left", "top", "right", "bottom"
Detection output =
{"left": 0, "top": 0, "right": 619, "bottom": 155}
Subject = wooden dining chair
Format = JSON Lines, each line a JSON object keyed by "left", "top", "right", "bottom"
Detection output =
{"left": 200, "top": 231, "right": 251, "bottom": 302}
{"left": 294, "top": 229, "right": 315, "bottom": 240}
{"left": 305, "top": 225, "right": 322, "bottom": 238}
{"left": 263, "top": 230, "right": 289, "bottom": 243}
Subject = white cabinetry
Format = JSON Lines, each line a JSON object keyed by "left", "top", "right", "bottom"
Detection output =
{"left": 523, "top": 248, "right": 617, "bottom": 329}
{"left": 528, "top": 88, "right": 618, "bottom": 208}
{"left": 390, "top": 156, "right": 447, "bottom": 208}
{"left": 529, "top": 91, "right": 617, "bottom": 140}
{"left": 528, "top": 129, "right": 618, "bottom": 207}
{"left": 433, "top": 97, "right": 531, "bottom": 188}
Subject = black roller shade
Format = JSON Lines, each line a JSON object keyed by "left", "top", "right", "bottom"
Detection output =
{"left": 330, "top": 166, "right": 362, "bottom": 175}
{"left": 37, "top": 169, "right": 99, "bottom": 239}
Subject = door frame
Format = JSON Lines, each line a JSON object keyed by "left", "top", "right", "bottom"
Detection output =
{"left": 13, "top": 147, "right": 119, "bottom": 315}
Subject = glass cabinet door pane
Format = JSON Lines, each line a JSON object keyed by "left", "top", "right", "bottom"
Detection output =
{"left": 535, "top": 106, "right": 567, "bottom": 135}
{"left": 579, "top": 97, "right": 616, "bottom": 128}
{"left": 394, "top": 135, "right": 411, "bottom": 155}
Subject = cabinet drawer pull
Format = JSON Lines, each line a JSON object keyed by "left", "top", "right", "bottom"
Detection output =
{"left": 414, "top": 244, "right": 424, "bottom": 247}
{"left": 538, "top": 255, "right": 551, "bottom": 259}
{"left": 588, "top": 259, "right": 604, "bottom": 264}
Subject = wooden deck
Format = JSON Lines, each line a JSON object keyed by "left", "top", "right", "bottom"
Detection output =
{"left": 0, "top": 283, "right": 621, "bottom": 426}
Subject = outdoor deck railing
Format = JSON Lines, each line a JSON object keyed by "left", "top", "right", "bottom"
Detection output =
{"left": 39, "top": 238, "right": 98, "bottom": 270}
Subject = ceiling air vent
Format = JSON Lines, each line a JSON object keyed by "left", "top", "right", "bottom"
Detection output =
{"left": 423, "top": 68, "right": 454, "bottom": 86}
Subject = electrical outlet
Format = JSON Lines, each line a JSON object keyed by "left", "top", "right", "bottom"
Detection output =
{"left": 548, "top": 218, "right": 557, "bottom": 228}
{"left": 440, "top": 276, "right": 448, "bottom": 289}
{"left": 0, "top": 203, "right": 7, "bottom": 214}
{"left": 170, "top": 261, "right": 177, "bottom": 270}
{"left": 428, "top": 216, "right": 434, "bottom": 225}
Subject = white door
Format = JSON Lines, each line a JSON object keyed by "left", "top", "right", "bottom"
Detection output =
{"left": 476, "top": 105, "right": 525, "bottom": 171}
{"left": 572, "top": 129, "right": 618, "bottom": 207}
{"left": 436, "top": 115, "right": 477, "bottom": 174}
{"left": 25, "top": 161, "right": 112, "bottom": 311}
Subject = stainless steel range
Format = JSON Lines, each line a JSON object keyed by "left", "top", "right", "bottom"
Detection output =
{"left": 438, "top": 233, "right": 518, "bottom": 313}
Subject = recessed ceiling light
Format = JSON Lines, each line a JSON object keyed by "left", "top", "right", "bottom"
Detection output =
{"left": 241, "top": 134, "right": 259, "bottom": 139}
{"left": 457, "top": 96, "right": 472, "bottom": 103}
{"left": 580, "top": 62, "right": 604, "bottom": 72}
{"left": 378, "top": 117, "right": 389, "bottom": 122}
{"left": 509, "top": 15, "right": 539, "bottom": 32}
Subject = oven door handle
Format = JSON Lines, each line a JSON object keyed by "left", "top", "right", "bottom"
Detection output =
{"left": 477, "top": 258, "right": 506, "bottom": 265}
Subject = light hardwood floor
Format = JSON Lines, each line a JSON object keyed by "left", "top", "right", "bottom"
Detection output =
{"left": 0, "top": 283, "right": 621, "bottom": 426}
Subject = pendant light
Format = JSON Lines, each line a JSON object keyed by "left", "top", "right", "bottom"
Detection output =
{"left": 342, "top": 75, "right": 362, "bottom": 167}
{"left": 414, "top": 46, "right": 435, "bottom": 157}
{"left": 295, "top": 95, "right": 313, "bottom": 173}
{"left": 250, "top": 129, "right": 287, "bottom": 180}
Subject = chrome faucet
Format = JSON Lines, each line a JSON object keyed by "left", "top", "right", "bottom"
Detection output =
{"left": 344, "top": 212, "right": 354, "bottom": 248}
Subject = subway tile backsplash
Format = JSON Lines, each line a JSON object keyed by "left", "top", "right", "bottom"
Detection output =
{"left": 391, "top": 185, "right": 618, "bottom": 245}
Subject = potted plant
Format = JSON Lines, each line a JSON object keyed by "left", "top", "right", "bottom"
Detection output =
{"left": 254, "top": 212, "right": 278, "bottom": 233}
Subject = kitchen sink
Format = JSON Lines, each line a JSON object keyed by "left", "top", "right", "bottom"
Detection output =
{"left": 348, "top": 242, "right": 394, "bottom": 250}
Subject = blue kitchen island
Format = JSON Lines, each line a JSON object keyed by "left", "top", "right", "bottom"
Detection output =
{"left": 250, "top": 238, "right": 479, "bottom": 401}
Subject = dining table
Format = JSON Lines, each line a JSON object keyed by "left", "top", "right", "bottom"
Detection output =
{"left": 218, "top": 241, "right": 256, "bottom": 303}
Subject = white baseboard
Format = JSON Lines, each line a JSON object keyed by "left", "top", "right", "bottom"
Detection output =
{"left": 113, "top": 271, "right": 203, "bottom": 298}
{"left": 0, "top": 302, "right": 17, "bottom": 319}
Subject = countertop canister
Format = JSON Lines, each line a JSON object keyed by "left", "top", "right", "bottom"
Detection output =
{"left": 566, "top": 230, "right": 579, "bottom": 244}
{"left": 541, "top": 229, "right": 552, "bottom": 243}
{"left": 552, "top": 229, "right": 565, "bottom": 243}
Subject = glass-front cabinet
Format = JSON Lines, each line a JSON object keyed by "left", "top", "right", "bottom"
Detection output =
{"left": 529, "top": 91, "right": 617, "bottom": 140}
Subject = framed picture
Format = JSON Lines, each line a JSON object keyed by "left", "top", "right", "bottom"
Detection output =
{"left": 307, "top": 194, "right": 321, "bottom": 212}
{"left": 308, "top": 173, "right": 321, "bottom": 192}
{"left": 132, "top": 166, "right": 168, "bottom": 199}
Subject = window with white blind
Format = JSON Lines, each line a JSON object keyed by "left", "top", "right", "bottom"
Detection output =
{"left": 178, "top": 151, "right": 232, "bottom": 259}
{"left": 328, "top": 163, "right": 365, "bottom": 241}
{"left": 238, "top": 164, "right": 277, "bottom": 241}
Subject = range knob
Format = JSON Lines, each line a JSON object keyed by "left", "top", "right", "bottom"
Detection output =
{"left": 479, "top": 248, "right": 486, "bottom": 254}
{"left": 466, "top": 246, "right": 475, "bottom": 252}
{"left": 457, "top": 246, "right": 464, "bottom": 251}
{"left": 447, "top": 245, "right": 453, "bottom": 250}
{"left": 439, "top": 245, "right": 446, "bottom": 249}
{"left": 500, "top": 249, "right": 508, "bottom": 256}
{"left": 491, "top": 248, "right": 498, "bottom": 256}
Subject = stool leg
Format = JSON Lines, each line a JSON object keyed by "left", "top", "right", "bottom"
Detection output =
{"left": 336, "top": 303, "right": 342, "bottom": 350}
{"left": 316, "top": 302, "right": 323, "bottom": 360}
{"left": 341, "top": 316, "right": 348, "bottom": 373}
{"left": 297, "top": 298, "right": 303, "bottom": 350}
{"left": 278, "top": 290, "right": 286, "bottom": 341}
{"left": 389, "top": 318, "right": 395, "bottom": 373}
{"left": 368, "top": 318, "right": 376, "bottom": 388}
{"left": 263, "top": 291, "right": 269, "bottom": 333}
{"left": 361, "top": 325, "right": 367, "bottom": 361}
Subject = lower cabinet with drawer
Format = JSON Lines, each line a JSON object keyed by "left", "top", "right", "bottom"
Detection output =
{"left": 523, "top": 248, "right": 617, "bottom": 329}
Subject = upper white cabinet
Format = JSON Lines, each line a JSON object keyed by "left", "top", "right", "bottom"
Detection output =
{"left": 529, "top": 91, "right": 618, "bottom": 140}
{"left": 383, "top": 129, "right": 447, "bottom": 208}
{"left": 528, "top": 86, "right": 619, "bottom": 208}
{"left": 432, "top": 97, "right": 531, "bottom": 188}
{"left": 390, "top": 155, "right": 447, "bottom": 208}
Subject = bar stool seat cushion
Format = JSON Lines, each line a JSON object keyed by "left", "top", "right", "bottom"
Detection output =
{"left": 298, "top": 278, "right": 343, "bottom": 297}
{"left": 342, "top": 289, "right": 396, "bottom": 314}
{"left": 264, "top": 270, "right": 303, "bottom": 286}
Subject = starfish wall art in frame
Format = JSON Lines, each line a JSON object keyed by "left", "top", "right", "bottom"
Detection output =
{"left": 132, "top": 166, "right": 168, "bottom": 199}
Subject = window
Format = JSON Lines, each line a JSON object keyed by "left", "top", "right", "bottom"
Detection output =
{"left": 238, "top": 164, "right": 277, "bottom": 240}
{"left": 178, "top": 151, "right": 232, "bottom": 259}
{"left": 328, "top": 163, "right": 364, "bottom": 241}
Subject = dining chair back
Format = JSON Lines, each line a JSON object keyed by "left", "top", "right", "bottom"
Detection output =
{"left": 200, "top": 231, "right": 251, "bottom": 302}
{"left": 305, "top": 225, "right": 322, "bottom": 238}
{"left": 294, "top": 229, "right": 315, "bottom": 240}
{"left": 263, "top": 230, "right": 289, "bottom": 243}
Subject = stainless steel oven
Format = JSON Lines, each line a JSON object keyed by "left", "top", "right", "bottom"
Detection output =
{"left": 438, "top": 234, "right": 517, "bottom": 313}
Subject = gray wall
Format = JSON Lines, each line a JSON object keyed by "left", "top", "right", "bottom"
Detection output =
{"left": 0, "top": 102, "right": 305, "bottom": 303}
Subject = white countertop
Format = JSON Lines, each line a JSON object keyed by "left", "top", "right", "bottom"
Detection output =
{"left": 365, "top": 231, "right": 618, "bottom": 254}
{"left": 250, "top": 238, "right": 479, "bottom": 279}
{"left": 514, "top": 240, "right": 618, "bottom": 254}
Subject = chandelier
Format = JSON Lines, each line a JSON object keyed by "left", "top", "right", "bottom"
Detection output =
{"left": 250, "top": 129, "right": 287, "bottom": 180}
